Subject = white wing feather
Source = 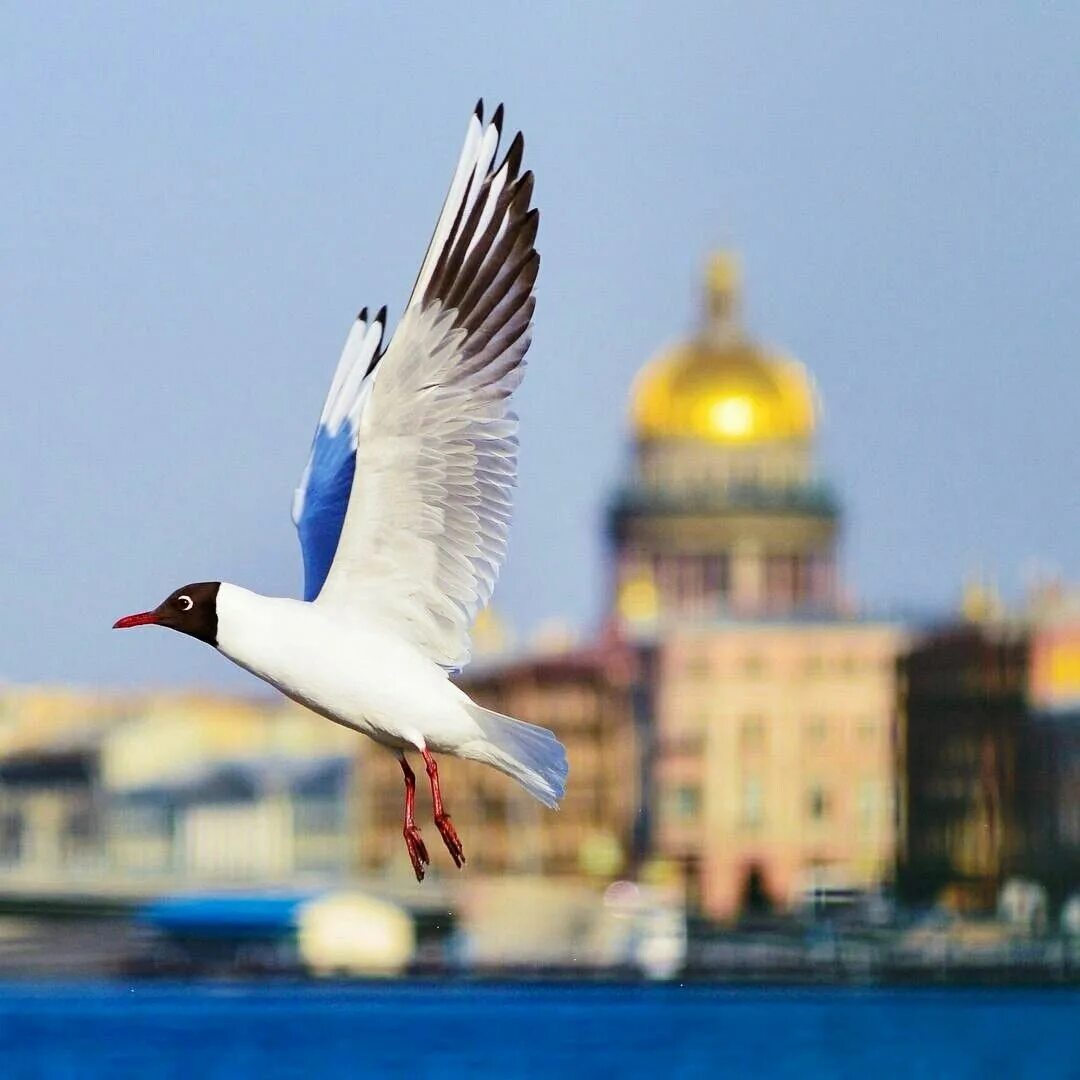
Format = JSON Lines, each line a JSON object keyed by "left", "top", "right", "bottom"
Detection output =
{"left": 315, "top": 104, "right": 538, "bottom": 671}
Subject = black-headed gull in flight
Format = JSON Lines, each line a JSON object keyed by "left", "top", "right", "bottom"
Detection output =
{"left": 114, "top": 102, "right": 566, "bottom": 881}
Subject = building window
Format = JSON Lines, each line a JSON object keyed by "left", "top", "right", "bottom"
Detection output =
{"left": 704, "top": 554, "right": 731, "bottom": 606}
{"left": 741, "top": 777, "right": 764, "bottom": 828}
{"left": 0, "top": 811, "right": 22, "bottom": 864}
{"left": 857, "top": 780, "right": 879, "bottom": 831}
{"left": 807, "top": 784, "right": 829, "bottom": 822}
{"left": 765, "top": 554, "right": 798, "bottom": 610}
{"left": 740, "top": 715, "right": 766, "bottom": 750}
{"left": 668, "top": 785, "right": 701, "bottom": 822}
{"left": 672, "top": 556, "right": 706, "bottom": 613}
{"left": 293, "top": 797, "right": 344, "bottom": 833}
{"left": 664, "top": 733, "right": 705, "bottom": 756}
{"left": 118, "top": 800, "right": 171, "bottom": 837}
{"left": 63, "top": 802, "right": 100, "bottom": 858}
{"left": 794, "top": 557, "right": 817, "bottom": 606}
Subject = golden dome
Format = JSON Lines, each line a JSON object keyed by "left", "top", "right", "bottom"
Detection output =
{"left": 630, "top": 253, "right": 816, "bottom": 443}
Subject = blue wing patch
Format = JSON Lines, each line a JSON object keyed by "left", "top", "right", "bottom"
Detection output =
{"left": 293, "top": 308, "right": 385, "bottom": 601}
{"left": 294, "top": 422, "right": 358, "bottom": 601}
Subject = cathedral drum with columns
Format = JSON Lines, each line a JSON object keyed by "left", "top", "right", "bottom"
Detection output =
{"left": 610, "top": 252, "right": 838, "bottom": 624}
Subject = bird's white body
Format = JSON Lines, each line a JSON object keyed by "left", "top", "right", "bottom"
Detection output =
{"left": 214, "top": 583, "right": 565, "bottom": 809}
{"left": 215, "top": 583, "right": 482, "bottom": 755}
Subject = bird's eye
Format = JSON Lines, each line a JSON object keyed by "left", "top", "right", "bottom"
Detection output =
{"left": 177, "top": 595, "right": 194, "bottom": 612}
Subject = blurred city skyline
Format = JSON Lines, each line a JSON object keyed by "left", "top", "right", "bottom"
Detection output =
{"left": 2, "top": 4, "right": 1078, "bottom": 688}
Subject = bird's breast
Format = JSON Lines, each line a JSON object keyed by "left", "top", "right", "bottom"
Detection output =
{"left": 213, "top": 586, "right": 456, "bottom": 744}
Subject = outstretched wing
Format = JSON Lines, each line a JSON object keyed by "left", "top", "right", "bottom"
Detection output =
{"left": 315, "top": 101, "right": 538, "bottom": 670}
{"left": 292, "top": 308, "right": 386, "bottom": 601}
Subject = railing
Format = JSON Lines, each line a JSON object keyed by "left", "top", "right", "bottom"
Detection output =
{"left": 608, "top": 481, "right": 840, "bottom": 517}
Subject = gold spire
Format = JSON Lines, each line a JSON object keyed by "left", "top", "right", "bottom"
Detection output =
{"left": 961, "top": 575, "right": 1004, "bottom": 623}
{"left": 705, "top": 251, "right": 741, "bottom": 337}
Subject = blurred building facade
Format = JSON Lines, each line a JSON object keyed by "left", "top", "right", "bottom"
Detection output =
{"left": 899, "top": 587, "right": 1080, "bottom": 911}
{"left": 0, "top": 687, "right": 357, "bottom": 886}
{"left": 648, "top": 622, "right": 901, "bottom": 918}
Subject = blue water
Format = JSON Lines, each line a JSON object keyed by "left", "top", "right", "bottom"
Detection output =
{"left": 0, "top": 982, "right": 1076, "bottom": 1078}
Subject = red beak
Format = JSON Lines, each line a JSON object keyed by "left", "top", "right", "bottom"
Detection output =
{"left": 113, "top": 611, "right": 161, "bottom": 629}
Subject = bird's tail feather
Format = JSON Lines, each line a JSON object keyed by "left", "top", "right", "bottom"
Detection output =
{"left": 461, "top": 704, "right": 568, "bottom": 808}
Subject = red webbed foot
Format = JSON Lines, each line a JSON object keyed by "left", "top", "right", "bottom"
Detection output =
{"left": 403, "top": 825, "right": 430, "bottom": 882}
{"left": 435, "top": 813, "right": 465, "bottom": 869}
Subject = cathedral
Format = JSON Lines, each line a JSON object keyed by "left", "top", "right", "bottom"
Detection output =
{"left": 607, "top": 254, "right": 904, "bottom": 917}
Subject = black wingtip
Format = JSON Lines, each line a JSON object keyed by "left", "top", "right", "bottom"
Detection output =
{"left": 357, "top": 306, "right": 368, "bottom": 322}
{"left": 474, "top": 98, "right": 484, "bottom": 121}
{"left": 503, "top": 131, "right": 524, "bottom": 175}
{"left": 363, "top": 308, "right": 390, "bottom": 378}
{"left": 491, "top": 103, "right": 504, "bottom": 134}
{"left": 514, "top": 170, "right": 535, "bottom": 207}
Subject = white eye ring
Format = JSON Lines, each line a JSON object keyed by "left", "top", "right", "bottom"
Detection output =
{"left": 177, "top": 595, "right": 194, "bottom": 612}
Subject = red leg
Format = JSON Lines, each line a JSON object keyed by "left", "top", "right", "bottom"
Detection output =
{"left": 422, "top": 748, "right": 465, "bottom": 868}
{"left": 399, "top": 754, "right": 429, "bottom": 882}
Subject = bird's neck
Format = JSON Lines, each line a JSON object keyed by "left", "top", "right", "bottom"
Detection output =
{"left": 213, "top": 584, "right": 305, "bottom": 680}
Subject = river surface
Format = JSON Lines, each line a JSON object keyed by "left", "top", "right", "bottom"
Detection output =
{"left": 0, "top": 981, "right": 1076, "bottom": 1078}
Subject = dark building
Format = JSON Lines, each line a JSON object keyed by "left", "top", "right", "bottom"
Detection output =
{"left": 899, "top": 617, "right": 1080, "bottom": 911}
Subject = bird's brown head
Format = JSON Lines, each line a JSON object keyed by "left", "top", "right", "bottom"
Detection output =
{"left": 113, "top": 582, "right": 221, "bottom": 646}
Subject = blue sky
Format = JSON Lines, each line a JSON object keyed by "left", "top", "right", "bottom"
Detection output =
{"left": 2, "top": 4, "right": 1077, "bottom": 688}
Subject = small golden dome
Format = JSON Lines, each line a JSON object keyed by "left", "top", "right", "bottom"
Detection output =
{"left": 630, "top": 253, "right": 816, "bottom": 443}
{"left": 617, "top": 570, "right": 660, "bottom": 625}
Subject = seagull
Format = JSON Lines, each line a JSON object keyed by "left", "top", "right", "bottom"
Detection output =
{"left": 114, "top": 102, "right": 566, "bottom": 882}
